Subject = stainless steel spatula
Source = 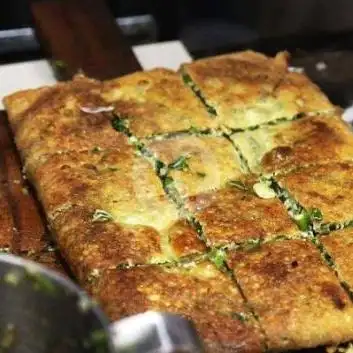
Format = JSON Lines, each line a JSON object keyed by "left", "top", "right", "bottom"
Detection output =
{"left": 0, "top": 254, "right": 204, "bottom": 353}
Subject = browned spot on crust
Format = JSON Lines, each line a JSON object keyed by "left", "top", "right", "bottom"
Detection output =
{"left": 258, "top": 260, "right": 290, "bottom": 284}
{"left": 262, "top": 146, "right": 293, "bottom": 166}
{"left": 187, "top": 185, "right": 297, "bottom": 246}
{"left": 321, "top": 282, "right": 347, "bottom": 310}
{"left": 233, "top": 115, "right": 353, "bottom": 174}
{"left": 168, "top": 219, "right": 206, "bottom": 257}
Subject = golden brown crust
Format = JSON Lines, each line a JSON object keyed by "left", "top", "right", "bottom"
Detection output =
{"left": 182, "top": 51, "right": 288, "bottom": 129}
{"left": 0, "top": 184, "right": 15, "bottom": 251}
{"left": 274, "top": 71, "right": 334, "bottom": 114}
{"left": 183, "top": 51, "right": 334, "bottom": 129}
{"left": 148, "top": 135, "right": 243, "bottom": 198}
{"left": 6, "top": 78, "right": 124, "bottom": 173}
{"left": 186, "top": 185, "right": 297, "bottom": 247}
{"left": 103, "top": 68, "right": 216, "bottom": 137}
{"left": 227, "top": 239, "right": 353, "bottom": 350}
{"left": 51, "top": 205, "right": 163, "bottom": 281}
{"left": 4, "top": 75, "right": 102, "bottom": 132}
{"left": 91, "top": 261, "right": 263, "bottom": 353}
{"left": 32, "top": 148, "right": 171, "bottom": 222}
{"left": 4, "top": 53, "right": 353, "bottom": 352}
{"left": 232, "top": 114, "right": 353, "bottom": 174}
{"left": 51, "top": 205, "right": 206, "bottom": 280}
{"left": 277, "top": 162, "right": 353, "bottom": 224}
{"left": 321, "top": 228, "right": 353, "bottom": 287}
{"left": 31, "top": 147, "right": 205, "bottom": 278}
{"left": 22, "top": 248, "right": 66, "bottom": 275}
{"left": 167, "top": 219, "right": 206, "bottom": 257}
{"left": 3, "top": 86, "right": 53, "bottom": 130}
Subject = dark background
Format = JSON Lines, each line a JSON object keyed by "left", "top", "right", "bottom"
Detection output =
{"left": 4, "top": 0, "right": 353, "bottom": 55}
{"left": 2, "top": 0, "right": 353, "bottom": 106}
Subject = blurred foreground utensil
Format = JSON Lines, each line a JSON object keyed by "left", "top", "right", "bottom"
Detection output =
{"left": 0, "top": 254, "right": 204, "bottom": 353}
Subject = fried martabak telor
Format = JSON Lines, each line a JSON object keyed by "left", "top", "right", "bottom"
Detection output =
{"left": 4, "top": 51, "right": 353, "bottom": 352}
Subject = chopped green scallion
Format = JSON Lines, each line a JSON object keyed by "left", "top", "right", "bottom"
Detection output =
{"left": 168, "top": 156, "right": 190, "bottom": 171}
{"left": 208, "top": 249, "right": 227, "bottom": 270}
{"left": 294, "top": 211, "right": 311, "bottom": 231}
{"left": 227, "top": 180, "right": 248, "bottom": 191}
{"left": 309, "top": 208, "right": 323, "bottom": 222}
{"left": 92, "top": 209, "right": 114, "bottom": 223}
{"left": 163, "top": 177, "right": 174, "bottom": 188}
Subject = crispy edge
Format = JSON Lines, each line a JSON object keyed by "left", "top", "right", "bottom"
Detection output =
{"left": 50, "top": 205, "right": 163, "bottom": 281}
{"left": 91, "top": 262, "right": 263, "bottom": 353}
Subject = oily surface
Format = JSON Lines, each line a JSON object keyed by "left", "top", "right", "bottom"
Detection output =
{"left": 4, "top": 50, "right": 353, "bottom": 352}
{"left": 227, "top": 239, "right": 353, "bottom": 350}
{"left": 0, "top": 183, "right": 15, "bottom": 251}
{"left": 182, "top": 51, "right": 334, "bottom": 129}
{"left": 232, "top": 114, "right": 353, "bottom": 174}
{"left": 51, "top": 204, "right": 206, "bottom": 281}
{"left": 148, "top": 135, "right": 244, "bottom": 198}
{"left": 186, "top": 185, "right": 298, "bottom": 247}
{"left": 91, "top": 261, "right": 264, "bottom": 353}
{"left": 277, "top": 162, "right": 353, "bottom": 225}
{"left": 102, "top": 68, "right": 216, "bottom": 137}
{"left": 321, "top": 228, "right": 353, "bottom": 287}
{"left": 32, "top": 148, "right": 173, "bottom": 223}
{"left": 182, "top": 51, "right": 288, "bottom": 129}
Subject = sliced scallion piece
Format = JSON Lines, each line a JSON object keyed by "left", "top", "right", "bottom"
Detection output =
{"left": 168, "top": 156, "right": 190, "bottom": 171}
{"left": 92, "top": 209, "right": 114, "bottom": 223}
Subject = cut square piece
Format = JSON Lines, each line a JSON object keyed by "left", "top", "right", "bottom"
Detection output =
{"left": 7, "top": 78, "right": 123, "bottom": 174}
{"left": 321, "top": 227, "right": 353, "bottom": 287}
{"left": 273, "top": 71, "right": 334, "bottom": 115}
{"left": 231, "top": 114, "right": 353, "bottom": 174}
{"left": 90, "top": 261, "right": 264, "bottom": 353}
{"left": 51, "top": 204, "right": 206, "bottom": 281}
{"left": 148, "top": 135, "right": 244, "bottom": 198}
{"left": 277, "top": 162, "right": 353, "bottom": 226}
{"left": 227, "top": 239, "right": 353, "bottom": 351}
{"left": 181, "top": 51, "right": 287, "bottom": 130}
{"left": 181, "top": 51, "right": 334, "bottom": 130}
{"left": 102, "top": 68, "right": 216, "bottom": 138}
{"left": 186, "top": 182, "right": 298, "bottom": 247}
{"left": 33, "top": 148, "right": 170, "bottom": 222}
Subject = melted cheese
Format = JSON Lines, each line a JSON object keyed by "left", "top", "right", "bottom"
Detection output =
{"left": 111, "top": 198, "right": 179, "bottom": 232}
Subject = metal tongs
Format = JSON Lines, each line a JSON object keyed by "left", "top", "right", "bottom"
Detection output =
{"left": 0, "top": 254, "right": 204, "bottom": 353}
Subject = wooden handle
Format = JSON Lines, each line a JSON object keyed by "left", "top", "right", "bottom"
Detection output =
{"left": 30, "top": 0, "right": 142, "bottom": 80}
